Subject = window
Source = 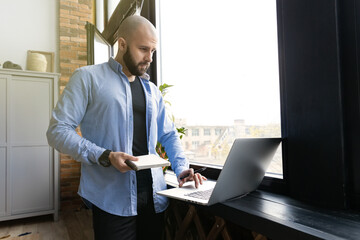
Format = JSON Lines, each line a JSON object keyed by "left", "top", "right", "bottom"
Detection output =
{"left": 158, "top": 0, "right": 282, "bottom": 177}
{"left": 204, "top": 129, "right": 211, "bottom": 136}
{"left": 192, "top": 129, "right": 199, "bottom": 137}
{"left": 192, "top": 141, "right": 200, "bottom": 150}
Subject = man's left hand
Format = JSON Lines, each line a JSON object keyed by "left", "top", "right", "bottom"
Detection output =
{"left": 178, "top": 168, "right": 207, "bottom": 188}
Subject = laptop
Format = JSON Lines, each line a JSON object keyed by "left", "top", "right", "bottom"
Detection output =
{"left": 157, "top": 138, "right": 281, "bottom": 206}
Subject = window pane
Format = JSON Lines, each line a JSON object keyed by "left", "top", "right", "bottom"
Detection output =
{"left": 158, "top": 0, "right": 282, "bottom": 177}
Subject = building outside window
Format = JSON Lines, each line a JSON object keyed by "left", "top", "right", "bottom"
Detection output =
{"left": 158, "top": 0, "right": 282, "bottom": 177}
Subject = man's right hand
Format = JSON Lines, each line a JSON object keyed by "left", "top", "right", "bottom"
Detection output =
{"left": 109, "top": 152, "right": 138, "bottom": 173}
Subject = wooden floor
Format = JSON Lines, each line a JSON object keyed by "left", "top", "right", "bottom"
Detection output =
{"left": 0, "top": 209, "right": 94, "bottom": 240}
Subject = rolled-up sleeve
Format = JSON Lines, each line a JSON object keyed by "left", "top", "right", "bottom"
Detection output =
{"left": 46, "top": 69, "right": 105, "bottom": 165}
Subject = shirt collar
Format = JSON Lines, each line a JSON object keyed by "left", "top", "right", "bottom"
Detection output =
{"left": 108, "top": 57, "right": 150, "bottom": 81}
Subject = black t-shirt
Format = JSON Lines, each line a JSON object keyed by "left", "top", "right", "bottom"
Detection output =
{"left": 130, "top": 78, "right": 153, "bottom": 196}
{"left": 130, "top": 77, "right": 148, "bottom": 156}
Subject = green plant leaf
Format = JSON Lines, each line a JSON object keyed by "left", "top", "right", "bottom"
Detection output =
{"left": 159, "top": 83, "right": 174, "bottom": 96}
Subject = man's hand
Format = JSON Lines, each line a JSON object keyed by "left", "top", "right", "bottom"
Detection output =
{"left": 109, "top": 152, "right": 138, "bottom": 173}
{"left": 178, "top": 168, "right": 207, "bottom": 188}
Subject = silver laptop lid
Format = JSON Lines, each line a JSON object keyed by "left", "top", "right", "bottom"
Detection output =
{"left": 208, "top": 138, "right": 281, "bottom": 205}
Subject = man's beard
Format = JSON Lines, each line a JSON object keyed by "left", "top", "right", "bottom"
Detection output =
{"left": 123, "top": 48, "right": 149, "bottom": 76}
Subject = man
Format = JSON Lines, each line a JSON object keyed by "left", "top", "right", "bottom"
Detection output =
{"left": 47, "top": 15, "right": 205, "bottom": 239}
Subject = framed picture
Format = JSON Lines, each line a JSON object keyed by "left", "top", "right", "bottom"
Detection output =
{"left": 27, "top": 50, "right": 55, "bottom": 72}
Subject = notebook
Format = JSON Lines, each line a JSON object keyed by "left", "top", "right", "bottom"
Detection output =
{"left": 157, "top": 138, "right": 281, "bottom": 206}
{"left": 125, "top": 154, "right": 170, "bottom": 171}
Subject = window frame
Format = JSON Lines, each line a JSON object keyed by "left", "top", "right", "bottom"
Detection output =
{"left": 149, "top": 0, "right": 360, "bottom": 210}
{"left": 153, "top": 0, "right": 287, "bottom": 194}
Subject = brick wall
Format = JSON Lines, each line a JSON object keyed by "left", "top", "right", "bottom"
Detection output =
{"left": 59, "top": 0, "right": 93, "bottom": 210}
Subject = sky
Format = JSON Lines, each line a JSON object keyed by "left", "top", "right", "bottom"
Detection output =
{"left": 158, "top": 0, "right": 281, "bottom": 126}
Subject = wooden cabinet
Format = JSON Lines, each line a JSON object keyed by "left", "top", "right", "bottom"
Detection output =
{"left": 0, "top": 69, "right": 59, "bottom": 221}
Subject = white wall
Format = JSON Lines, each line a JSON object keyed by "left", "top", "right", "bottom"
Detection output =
{"left": 0, "top": 0, "right": 58, "bottom": 72}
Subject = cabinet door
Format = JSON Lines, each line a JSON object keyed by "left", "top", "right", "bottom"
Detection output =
{"left": 11, "top": 146, "right": 52, "bottom": 214}
{"left": 10, "top": 76, "right": 53, "bottom": 214}
{"left": 0, "top": 74, "right": 7, "bottom": 145}
{"left": 10, "top": 76, "right": 51, "bottom": 145}
{"left": 0, "top": 75, "right": 8, "bottom": 217}
{"left": 0, "top": 148, "right": 5, "bottom": 217}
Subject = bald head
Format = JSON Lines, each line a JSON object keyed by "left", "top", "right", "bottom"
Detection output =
{"left": 115, "top": 15, "right": 158, "bottom": 81}
{"left": 118, "top": 15, "right": 157, "bottom": 42}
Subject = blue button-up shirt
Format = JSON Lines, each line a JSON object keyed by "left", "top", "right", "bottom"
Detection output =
{"left": 47, "top": 58, "right": 189, "bottom": 216}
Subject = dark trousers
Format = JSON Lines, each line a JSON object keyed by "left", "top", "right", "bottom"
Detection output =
{"left": 92, "top": 170, "right": 164, "bottom": 240}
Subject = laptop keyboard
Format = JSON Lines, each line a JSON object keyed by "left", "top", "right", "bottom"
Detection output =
{"left": 185, "top": 188, "right": 214, "bottom": 200}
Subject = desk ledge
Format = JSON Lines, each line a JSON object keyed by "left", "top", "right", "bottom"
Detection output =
{"left": 207, "top": 191, "right": 360, "bottom": 240}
